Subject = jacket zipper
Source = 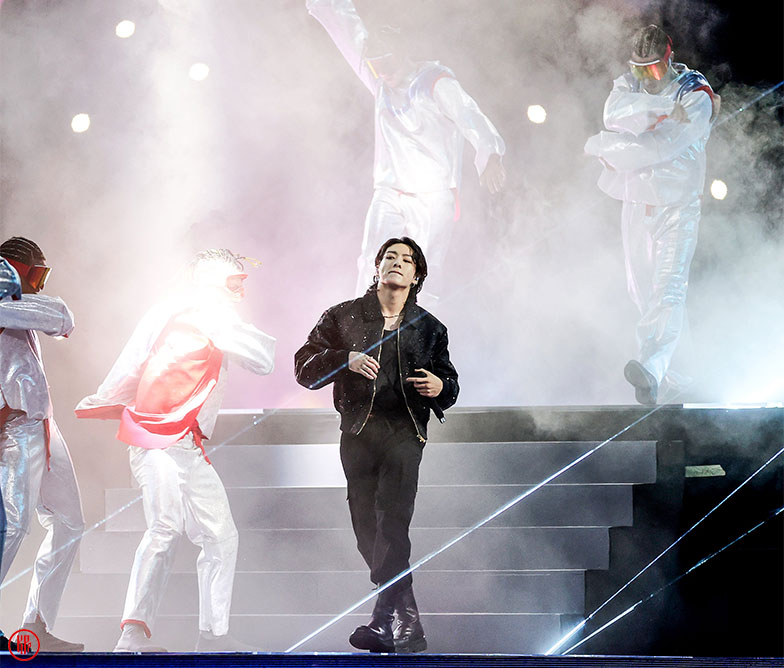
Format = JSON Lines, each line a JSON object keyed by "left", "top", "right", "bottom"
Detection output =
{"left": 397, "top": 326, "right": 426, "bottom": 443}
{"left": 356, "top": 324, "right": 384, "bottom": 435}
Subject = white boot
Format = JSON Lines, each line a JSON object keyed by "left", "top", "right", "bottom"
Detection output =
{"left": 113, "top": 623, "right": 168, "bottom": 653}
{"left": 21, "top": 619, "right": 84, "bottom": 653}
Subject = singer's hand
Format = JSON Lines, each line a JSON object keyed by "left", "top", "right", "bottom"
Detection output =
{"left": 406, "top": 368, "right": 443, "bottom": 398}
{"left": 349, "top": 351, "right": 380, "bottom": 380}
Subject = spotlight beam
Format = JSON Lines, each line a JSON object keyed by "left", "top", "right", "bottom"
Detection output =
{"left": 715, "top": 80, "right": 784, "bottom": 128}
{"left": 559, "top": 503, "right": 784, "bottom": 656}
{"left": 284, "top": 399, "right": 672, "bottom": 653}
{"left": 546, "top": 443, "right": 784, "bottom": 655}
{"left": 0, "top": 413, "right": 267, "bottom": 592}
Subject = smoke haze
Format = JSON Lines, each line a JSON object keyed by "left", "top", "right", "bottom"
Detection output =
{"left": 0, "top": 0, "right": 781, "bottom": 644}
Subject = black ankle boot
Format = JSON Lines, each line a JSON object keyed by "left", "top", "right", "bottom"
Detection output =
{"left": 393, "top": 586, "right": 427, "bottom": 653}
{"left": 349, "top": 589, "right": 395, "bottom": 653}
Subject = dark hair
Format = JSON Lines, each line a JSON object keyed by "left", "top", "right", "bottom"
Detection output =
{"left": 372, "top": 236, "right": 427, "bottom": 297}
{"left": 0, "top": 237, "right": 45, "bottom": 265}
{"left": 631, "top": 25, "right": 672, "bottom": 60}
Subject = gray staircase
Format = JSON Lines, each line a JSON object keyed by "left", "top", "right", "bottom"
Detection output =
{"left": 53, "top": 409, "right": 657, "bottom": 653}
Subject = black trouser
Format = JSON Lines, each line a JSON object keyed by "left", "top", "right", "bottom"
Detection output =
{"left": 340, "top": 414, "right": 423, "bottom": 593}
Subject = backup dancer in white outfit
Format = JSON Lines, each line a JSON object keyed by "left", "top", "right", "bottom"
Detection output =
{"left": 585, "top": 25, "right": 720, "bottom": 404}
{"left": 0, "top": 256, "right": 22, "bottom": 653}
{"left": 307, "top": 0, "right": 507, "bottom": 298}
{"left": 0, "top": 237, "right": 85, "bottom": 653}
{"left": 77, "top": 249, "right": 276, "bottom": 652}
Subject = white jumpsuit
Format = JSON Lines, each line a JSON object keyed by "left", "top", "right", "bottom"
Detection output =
{"left": 307, "top": 0, "right": 506, "bottom": 296}
{"left": 76, "top": 299, "right": 276, "bottom": 638}
{"left": 585, "top": 64, "right": 717, "bottom": 390}
{"left": 0, "top": 294, "right": 84, "bottom": 629}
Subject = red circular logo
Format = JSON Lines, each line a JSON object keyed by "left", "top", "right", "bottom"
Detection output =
{"left": 8, "top": 629, "right": 40, "bottom": 661}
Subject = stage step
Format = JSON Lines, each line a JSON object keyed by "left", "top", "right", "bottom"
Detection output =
{"left": 52, "top": 411, "right": 658, "bottom": 654}
{"left": 78, "top": 526, "right": 610, "bottom": 573}
{"left": 196, "top": 440, "right": 656, "bottom": 488}
{"left": 103, "top": 484, "right": 634, "bottom": 531}
{"left": 59, "top": 571, "right": 584, "bottom": 616}
{"left": 53, "top": 612, "right": 564, "bottom": 654}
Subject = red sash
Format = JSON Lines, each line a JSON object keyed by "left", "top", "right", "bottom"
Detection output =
{"left": 117, "top": 316, "right": 223, "bottom": 457}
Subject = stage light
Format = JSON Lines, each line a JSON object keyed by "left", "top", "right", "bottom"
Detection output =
{"left": 71, "top": 113, "right": 91, "bottom": 133}
{"left": 527, "top": 104, "right": 547, "bottom": 124}
{"left": 189, "top": 63, "right": 210, "bottom": 82}
{"left": 710, "top": 179, "right": 727, "bottom": 200}
{"left": 115, "top": 20, "right": 135, "bottom": 38}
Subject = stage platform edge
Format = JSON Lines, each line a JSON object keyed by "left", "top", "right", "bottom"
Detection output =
{"left": 3, "top": 651, "right": 782, "bottom": 668}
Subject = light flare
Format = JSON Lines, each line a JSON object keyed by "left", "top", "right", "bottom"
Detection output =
{"left": 115, "top": 20, "right": 135, "bottom": 38}
{"left": 527, "top": 104, "right": 547, "bottom": 124}
{"left": 70, "top": 113, "right": 91, "bottom": 133}
{"left": 188, "top": 63, "right": 210, "bottom": 82}
{"left": 710, "top": 179, "right": 728, "bottom": 200}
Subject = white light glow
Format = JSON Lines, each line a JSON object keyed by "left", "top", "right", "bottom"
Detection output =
{"left": 115, "top": 20, "right": 136, "bottom": 38}
{"left": 527, "top": 104, "right": 547, "bottom": 124}
{"left": 71, "top": 113, "right": 91, "bottom": 133}
{"left": 188, "top": 63, "right": 210, "bottom": 82}
{"left": 710, "top": 179, "right": 728, "bottom": 200}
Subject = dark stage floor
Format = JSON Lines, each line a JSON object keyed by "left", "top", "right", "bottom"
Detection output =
{"left": 4, "top": 652, "right": 783, "bottom": 668}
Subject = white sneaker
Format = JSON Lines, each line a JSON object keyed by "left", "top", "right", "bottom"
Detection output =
{"left": 113, "top": 624, "right": 168, "bottom": 653}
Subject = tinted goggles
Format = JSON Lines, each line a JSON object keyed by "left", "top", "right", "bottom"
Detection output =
{"left": 628, "top": 43, "right": 672, "bottom": 81}
{"left": 7, "top": 259, "right": 51, "bottom": 291}
{"left": 629, "top": 58, "right": 670, "bottom": 81}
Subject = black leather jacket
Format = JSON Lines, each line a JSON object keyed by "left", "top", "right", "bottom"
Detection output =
{"left": 294, "top": 290, "right": 459, "bottom": 441}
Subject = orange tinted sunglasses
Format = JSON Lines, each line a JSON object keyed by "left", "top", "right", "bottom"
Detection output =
{"left": 7, "top": 259, "right": 51, "bottom": 291}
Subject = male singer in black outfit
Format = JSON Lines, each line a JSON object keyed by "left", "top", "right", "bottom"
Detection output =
{"left": 295, "top": 237, "right": 458, "bottom": 653}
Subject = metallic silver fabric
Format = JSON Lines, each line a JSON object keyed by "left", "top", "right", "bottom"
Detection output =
{"left": 585, "top": 64, "right": 714, "bottom": 388}
{"left": 0, "top": 294, "right": 74, "bottom": 420}
{"left": 0, "top": 292, "right": 81, "bottom": 627}
{"left": 372, "top": 71, "right": 505, "bottom": 193}
{"left": 585, "top": 64, "right": 714, "bottom": 206}
{"left": 622, "top": 199, "right": 700, "bottom": 385}
{"left": 0, "top": 259, "right": 22, "bottom": 301}
{"left": 122, "top": 435, "right": 238, "bottom": 636}
{"left": 0, "top": 412, "right": 84, "bottom": 627}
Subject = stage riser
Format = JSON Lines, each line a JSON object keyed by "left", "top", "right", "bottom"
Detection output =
{"left": 47, "top": 407, "right": 783, "bottom": 657}
{"left": 78, "top": 527, "right": 610, "bottom": 573}
{"left": 53, "top": 411, "right": 666, "bottom": 655}
{"left": 206, "top": 407, "right": 681, "bottom": 445}
{"left": 58, "top": 571, "right": 585, "bottom": 616}
{"left": 103, "top": 485, "right": 634, "bottom": 532}
{"left": 53, "top": 613, "right": 563, "bottom": 654}
{"left": 195, "top": 441, "right": 656, "bottom": 488}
